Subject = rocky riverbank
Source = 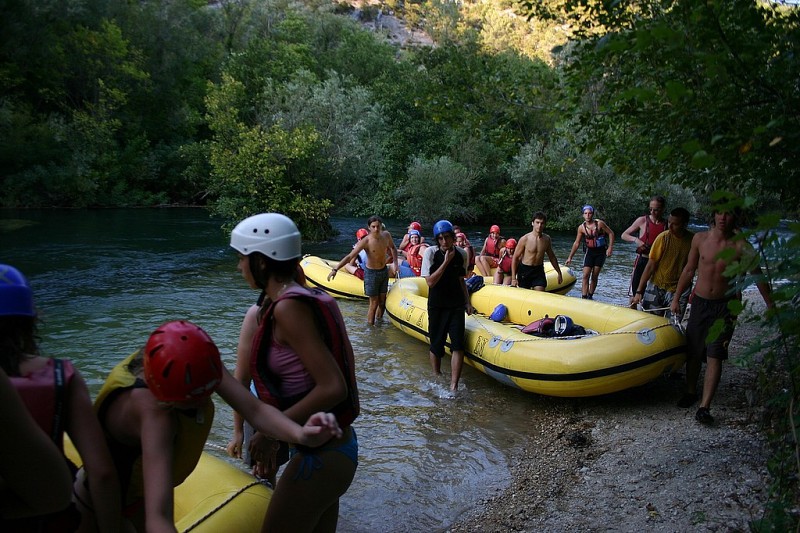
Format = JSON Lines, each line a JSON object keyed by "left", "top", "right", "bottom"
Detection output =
{"left": 449, "top": 293, "right": 771, "bottom": 532}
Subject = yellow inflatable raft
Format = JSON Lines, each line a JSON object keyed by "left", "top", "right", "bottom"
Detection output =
{"left": 301, "top": 255, "right": 576, "bottom": 299}
{"left": 385, "top": 277, "right": 686, "bottom": 397}
{"left": 65, "top": 440, "right": 270, "bottom": 532}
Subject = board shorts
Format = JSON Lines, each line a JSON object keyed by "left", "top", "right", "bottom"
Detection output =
{"left": 517, "top": 263, "right": 547, "bottom": 289}
{"left": 642, "top": 282, "right": 691, "bottom": 319}
{"left": 427, "top": 306, "right": 466, "bottom": 358}
{"left": 363, "top": 266, "right": 389, "bottom": 297}
{"left": 686, "top": 294, "right": 736, "bottom": 361}
{"left": 583, "top": 246, "right": 607, "bottom": 269}
{"left": 353, "top": 267, "right": 365, "bottom": 280}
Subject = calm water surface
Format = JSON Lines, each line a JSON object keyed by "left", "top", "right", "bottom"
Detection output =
{"left": 1, "top": 209, "right": 644, "bottom": 532}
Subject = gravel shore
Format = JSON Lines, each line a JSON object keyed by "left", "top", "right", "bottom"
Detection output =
{"left": 449, "top": 294, "right": 771, "bottom": 532}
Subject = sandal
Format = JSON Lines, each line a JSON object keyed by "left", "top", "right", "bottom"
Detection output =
{"left": 677, "top": 393, "right": 697, "bottom": 408}
{"left": 695, "top": 407, "right": 714, "bottom": 425}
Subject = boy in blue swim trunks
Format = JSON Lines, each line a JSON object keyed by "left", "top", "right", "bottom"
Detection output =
{"left": 670, "top": 201, "right": 773, "bottom": 425}
{"left": 330, "top": 215, "right": 398, "bottom": 325}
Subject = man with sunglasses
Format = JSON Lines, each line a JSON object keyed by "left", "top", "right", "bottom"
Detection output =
{"left": 421, "top": 220, "right": 474, "bottom": 391}
{"left": 622, "top": 195, "right": 667, "bottom": 305}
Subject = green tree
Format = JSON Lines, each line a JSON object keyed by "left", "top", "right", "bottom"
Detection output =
{"left": 397, "top": 155, "right": 478, "bottom": 224}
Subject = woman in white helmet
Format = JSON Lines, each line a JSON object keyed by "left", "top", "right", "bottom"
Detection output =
{"left": 228, "top": 213, "right": 361, "bottom": 533}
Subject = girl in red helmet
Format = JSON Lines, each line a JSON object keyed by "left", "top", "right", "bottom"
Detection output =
{"left": 493, "top": 238, "right": 517, "bottom": 285}
{"left": 475, "top": 224, "right": 505, "bottom": 276}
{"left": 87, "top": 320, "right": 340, "bottom": 533}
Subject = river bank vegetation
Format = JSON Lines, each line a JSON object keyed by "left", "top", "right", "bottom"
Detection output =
{"left": 2, "top": 0, "right": 799, "bottom": 526}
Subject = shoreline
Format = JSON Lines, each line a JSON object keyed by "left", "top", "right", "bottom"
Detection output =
{"left": 449, "top": 293, "right": 770, "bottom": 532}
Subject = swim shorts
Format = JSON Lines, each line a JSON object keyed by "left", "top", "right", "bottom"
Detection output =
{"left": 517, "top": 263, "right": 547, "bottom": 289}
{"left": 363, "top": 266, "right": 389, "bottom": 297}
{"left": 642, "top": 282, "right": 691, "bottom": 319}
{"left": 686, "top": 294, "right": 736, "bottom": 361}
{"left": 427, "top": 306, "right": 466, "bottom": 358}
{"left": 354, "top": 267, "right": 365, "bottom": 280}
{"left": 583, "top": 247, "right": 607, "bottom": 269}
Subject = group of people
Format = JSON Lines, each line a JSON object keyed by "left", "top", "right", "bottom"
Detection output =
{"left": 332, "top": 197, "right": 775, "bottom": 425}
{"left": 2, "top": 213, "right": 361, "bottom": 533}
{"left": 3, "top": 198, "right": 776, "bottom": 530}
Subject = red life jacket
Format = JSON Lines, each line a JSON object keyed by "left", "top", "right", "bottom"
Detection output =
{"left": 583, "top": 221, "right": 606, "bottom": 248}
{"left": 406, "top": 243, "right": 425, "bottom": 276}
{"left": 250, "top": 287, "right": 360, "bottom": 429}
{"left": 643, "top": 217, "right": 666, "bottom": 247}
{"left": 10, "top": 358, "right": 75, "bottom": 445}
{"left": 484, "top": 236, "right": 501, "bottom": 257}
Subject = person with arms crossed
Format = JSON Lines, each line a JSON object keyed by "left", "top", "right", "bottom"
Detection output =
{"left": 511, "top": 212, "right": 563, "bottom": 291}
{"left": 670, "top": 201, "right": 774, "bottom": 425}
{"left": 421, "top": 220, "right": 474, "bottom": 391}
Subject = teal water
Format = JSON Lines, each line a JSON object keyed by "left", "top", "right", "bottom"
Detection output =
{"left": 1, "top": 208, "right": 643, "bottom": 532}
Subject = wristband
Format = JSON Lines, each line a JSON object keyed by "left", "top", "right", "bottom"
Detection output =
{"left": 636, "top": 290, "right": 644, "bottom": 295}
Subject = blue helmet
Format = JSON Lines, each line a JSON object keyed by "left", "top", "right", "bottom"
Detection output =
{"left": 0, "top": 264, "right": 35, "bottom": 317}
{"left": 433, "top": 220, "right": 454, "bottom": 238}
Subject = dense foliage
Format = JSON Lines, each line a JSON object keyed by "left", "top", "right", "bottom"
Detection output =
{"left": 2, "top": 0, "right": 799, "bottom": 526}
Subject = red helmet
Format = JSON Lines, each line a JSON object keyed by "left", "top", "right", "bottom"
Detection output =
{"left": 356, "top": 228, "right": 369, "bottom": 240}
{"left": 505, "top": 238, "right": 517, "bottom": 249}
{"left": 490, "top": 225, "right": 500, "bottom": 234}
{"left": 143, "top": 321, "right": 222, "bottom": 403}
{"left": 409, "top": 221, "right": 422, "bottom": 231}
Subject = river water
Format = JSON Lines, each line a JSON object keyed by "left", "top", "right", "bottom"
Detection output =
{"left": 1, "top": 208, "right": 644, "bottom": 532}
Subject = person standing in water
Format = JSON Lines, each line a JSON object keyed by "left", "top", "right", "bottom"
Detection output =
{"left": 421, "top": 220, "right": 474, "bottom": 391}
{"left": 230, "top": 213, "right": 360, "bottom": 531}
{"left": 511, "top": 212, "right": 563, "bottom": 291}
{"left": 566, "top": 205, "right": 615, "bottom": 299}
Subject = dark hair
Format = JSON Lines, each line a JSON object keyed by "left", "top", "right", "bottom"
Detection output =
{"left": 367, "top": 215, "right": 382, "bottom": 226}
{"left": 670, "top": 207, "right": 690, "bottom": 224}
{"left": 0, "top": 316, "right": 40, "bottom": 376}
{"left": 710, "top": 196, "right": 742, "bottom": 228}
{"left": 650, "top": 195, "right": 666, "bottom": 206}
{"left": 532, "top": 211, "right": 547, "bottom": 223}
{"left": 248, "top": 252, "right": 300, "bottom": 290}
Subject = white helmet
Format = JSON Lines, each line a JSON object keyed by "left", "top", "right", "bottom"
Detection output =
{"left": 230, "top": 213, "right": 302, "bottom": 260}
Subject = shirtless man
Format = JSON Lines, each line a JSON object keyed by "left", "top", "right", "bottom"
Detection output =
{"left": 329, "top": 215, "right": 398, "bottom": 325}
{"left": 670, "top": 203, "right": 773, "bottom": 425}
{"left": 511, "top": 212, "right": 563, "bottom": 291}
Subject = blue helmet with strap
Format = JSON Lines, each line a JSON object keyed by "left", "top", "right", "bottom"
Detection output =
{"left": 433, "top": 220, "right": 454, "bottom": 238}
{"left": 0, "top": 264, "right": 35, "bottom": 317}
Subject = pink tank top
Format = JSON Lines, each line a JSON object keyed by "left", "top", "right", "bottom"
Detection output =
{"left": 267, "top": 337, "right": 316, "bottom": 398}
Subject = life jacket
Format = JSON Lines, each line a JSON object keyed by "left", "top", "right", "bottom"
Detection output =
{"left": 498, "top": 251, "right": 514, "bottom": 274}
{"left": 10, "top": 358, "right": 75, "bottom": 445}
{"left": 583, "top": 221, "right": 606, "bottom": 249}
{"left": 406, "top": 243, "right": 425, "bottom": 276}
{"left": 638, "top": 217, "right": 667, "bottom": 254}
{"left": 251, "top": 287, "right": 360, "bottom": 429}
{"left": 484, "top": 236, "right": 501, "bottom": 258}
{"left": 95, "top": 351, "right": 214, "bottom": 505}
